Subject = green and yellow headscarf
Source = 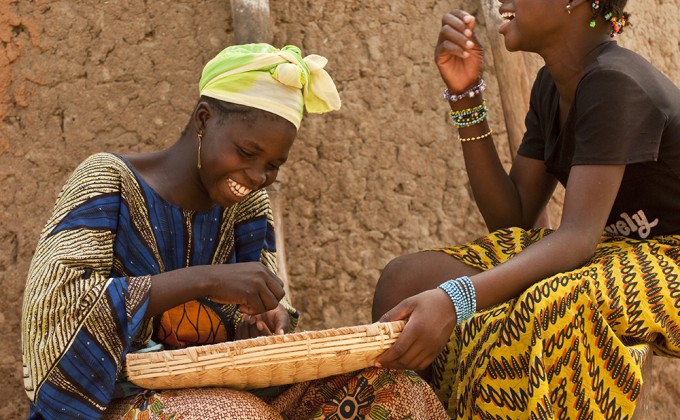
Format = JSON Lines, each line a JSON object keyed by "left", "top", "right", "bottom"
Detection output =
{"left": 199, "top": 43, "right": 341, "bottom": 129}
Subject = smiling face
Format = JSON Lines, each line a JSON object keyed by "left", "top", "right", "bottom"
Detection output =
{"left": 497, "top": 0, "right": 564, "bottom": 54}
{"left": 196, "top": 103, "right": 297, "bottom": 207}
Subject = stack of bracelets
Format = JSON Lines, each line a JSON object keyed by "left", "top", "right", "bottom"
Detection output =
{"left": 444, "top": 79, "right": 492, "bottom": 142}
{"left": 438, "top": 276, "right": 477, "bottom": 325}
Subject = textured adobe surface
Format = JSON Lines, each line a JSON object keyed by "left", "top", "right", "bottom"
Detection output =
{"left": 1, "top": 0, "right": 679, "bottom": 417}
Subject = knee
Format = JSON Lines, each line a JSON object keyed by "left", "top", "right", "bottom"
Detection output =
{"left": 376, "top": 254, "right": 419, "bottom": 292}
{"left": 371, "top": 254, "right": 424, "bottom": 321}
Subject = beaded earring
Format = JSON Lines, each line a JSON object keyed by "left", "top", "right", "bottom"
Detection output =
{"left": 589, "top": 0, "right": 600, "bottom": 28}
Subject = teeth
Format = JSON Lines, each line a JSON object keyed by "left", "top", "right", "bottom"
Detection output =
{"left": 228, "top": 179, "right": 252, "bottom": 197}
{"left": 501, "top": 12, "right": 515, "bottom": 20}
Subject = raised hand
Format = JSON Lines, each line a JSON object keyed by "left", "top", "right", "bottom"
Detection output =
{"left": 374, "top": 289, "right": 457, "bottom": 371}
{"left": 435, "top": 11, "right": 485, "bottom": 93}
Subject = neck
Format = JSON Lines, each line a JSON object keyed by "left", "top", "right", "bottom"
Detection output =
{"left": 540, "top": 34, "right": 612, "bottom": 104}
{"left": 153, "top": 133, "right": 214, "bottom": 211}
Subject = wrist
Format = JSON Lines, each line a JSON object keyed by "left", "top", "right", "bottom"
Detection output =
{"left": 444, "top": 78, "right": 486, "bottom": 103}
{"left": 449, "top": 94, "right": 485, "bottom": 112}
{"left": 448, "top": 100, "right": 488, "bottom": 128}
{"left": 438, "top": 276, "right": 477, "bottom": 325}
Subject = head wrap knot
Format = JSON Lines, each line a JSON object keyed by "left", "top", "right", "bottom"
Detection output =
{"left": 199, "top": 43, "right": 341, "bottom": 129}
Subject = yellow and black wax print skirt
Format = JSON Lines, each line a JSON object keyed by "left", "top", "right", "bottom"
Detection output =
{"left": 431, "top": 227, "right": 680, "bottom": 419}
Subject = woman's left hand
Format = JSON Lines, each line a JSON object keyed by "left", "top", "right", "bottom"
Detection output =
{"left": 374, "top": 289, "right": 457, "bottom": 371}
{"left": 235, "top": 303, "right": 291, "bottom": 339}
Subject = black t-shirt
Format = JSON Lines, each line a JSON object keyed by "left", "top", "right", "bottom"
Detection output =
{"left": 518, "top": 42, "right": 680, "bottom": 239}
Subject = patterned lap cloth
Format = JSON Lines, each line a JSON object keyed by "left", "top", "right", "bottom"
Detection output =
{"left": 103, "top": 368, "right": 448, "bottom": 419}
{"left": 431, "top": 227, "right": 680, "bottom": 419}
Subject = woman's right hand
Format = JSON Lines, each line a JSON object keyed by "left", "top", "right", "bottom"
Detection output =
{"left": 435, "top": 11, "right": 485, "bottom": 93}
{"left": 374, "top": 289, "right": 457, "bottom": 371}
{"left": 205, "top": 261, "right": 285, "bottom": 315}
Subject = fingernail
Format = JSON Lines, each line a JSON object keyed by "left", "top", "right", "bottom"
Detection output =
{"left": 462, "top": 51, "right": 470, "bottom": 58}
{"left": 374, "top": 361, "right": 382, "bottom": 368}
{"left": 466, "top": 40, "right": 474, "bottom": 48}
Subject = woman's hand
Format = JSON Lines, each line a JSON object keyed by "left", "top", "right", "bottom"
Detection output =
{"left": 205, "top": 261, "right": 286, "bottom": 315}
{"left": 435, "top": 11, "right": 485, "bottom": 92}
{"left": 374, "top": 289, "right": 457, "bottom": 371}
{"left": 235, "top": 303, "right": 291, "bottom": 339}
{"left": 146, "top": 262, "right": 286, "bottom": 319}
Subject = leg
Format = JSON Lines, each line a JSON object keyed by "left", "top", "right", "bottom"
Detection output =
{"left": 371, "top": 250, "right": 481, "bottom": 382}
{"left": 371, "top": 250, "right": 481, "bottom": 322}
{"left": 103, "top": 388, "right": 282, "bottom": 419}
{"left": 273, "top": 368, "right": 449, "bottom": 419}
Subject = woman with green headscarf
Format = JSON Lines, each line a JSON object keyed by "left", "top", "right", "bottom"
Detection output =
{"left": 22, "top": 43, "right": 447, "bottom": 419}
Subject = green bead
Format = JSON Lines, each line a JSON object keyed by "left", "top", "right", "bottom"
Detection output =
{"left": 590, "top": 20, "right": 597, "bottom": 28}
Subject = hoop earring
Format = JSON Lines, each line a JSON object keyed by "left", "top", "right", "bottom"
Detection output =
{"left": 197, "top": 131, "right": 203, "bottom": 169}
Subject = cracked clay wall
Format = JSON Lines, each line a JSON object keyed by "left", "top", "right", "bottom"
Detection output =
{"left": 2, "top": 0, "right": 679, "bottom": 417}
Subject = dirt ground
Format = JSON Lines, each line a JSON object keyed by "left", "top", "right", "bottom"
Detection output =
{"left": 1, "top": 0, "right": 679, "bottom": 418}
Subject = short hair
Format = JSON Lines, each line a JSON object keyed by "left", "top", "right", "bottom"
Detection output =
{"left": 181, "top": 96, "right": 289, "bottom": 136}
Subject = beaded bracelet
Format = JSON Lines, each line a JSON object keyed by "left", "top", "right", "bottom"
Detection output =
{"left": 448, "top": 101, "right": 488, "bottom": 128}
{"left": 459, "top": 129, "right": 493, "bottom": 142}
{"left": 443, "top": 79, "right": 486, "bottom": 102}
{"left": 451, "top": 110, "right": 488, "bottom": 128}
{"left": 438, "top": 276, "right": 477, "bottom": 325}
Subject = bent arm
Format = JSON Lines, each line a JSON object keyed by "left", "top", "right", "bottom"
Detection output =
{"left": 145, "top": 261, "right": 285, "bottom": 318}
{"left": 376, "top": 164, "right": 624, "bottom": 370}
{"left": 473, "top": 164, "right": 624, "bottom": 309}
{"left": 458, "top": 110, "right": 558, "bottom": 230}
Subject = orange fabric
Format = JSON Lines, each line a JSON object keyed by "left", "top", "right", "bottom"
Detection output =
{"left": 156, "top": 301, "right": 228, "bottom": 348}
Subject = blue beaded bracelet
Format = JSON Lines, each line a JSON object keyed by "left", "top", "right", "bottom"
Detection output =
{"left": 438, "top": 276, "right": 477, "bottom": 325}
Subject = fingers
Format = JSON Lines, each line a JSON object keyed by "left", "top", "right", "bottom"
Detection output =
{"left": 260, "top": 305, "right": 289, "bottom": 335}
{"left": 272, "top": 310, "right": 289, "bottom": 335}
{"left": 257, "top": 279, "right": 284, "bottom": 313}
{"left": 375, "top": 299, "right": 419, "bottom": 368}
{"left": 378, "top": 298, "right": 415, "bottom": 323}
{"left": 375, "top": 319, "right": 445, "bottom": 371}
{"left": 265, "top": 274, "right": 286, "bottom": 302}
{"left": 236, "top": 315, "right": 273, "bottom": 339}
{"left": 255, "top": 318, "right": 272, "bottom": 335}
{"left": 375, "top": 290, "right": 457, "bottom": 371}
{"left": 437, "top": 11, "right": 479, "bottom": 59}
{"left": 375, "top": 321, "right": 439, "bottom": 371}
{"left": 252, "top": 265, "right": 286, "bottom": 312}
{"left": 235, "top": 315, "right": 260, "bottom": 339}
{"left": 440, "top": 11, "right": 474, "bottom": 39}
{"left": 209, "top": 262, "right": 286, "bottom": 314}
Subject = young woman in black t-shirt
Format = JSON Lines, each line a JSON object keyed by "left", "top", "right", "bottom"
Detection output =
{"left": 372, "top": 1, "right": 680, "bottom": 418}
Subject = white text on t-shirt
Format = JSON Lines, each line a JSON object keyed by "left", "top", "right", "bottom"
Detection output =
{"left": 604, "top": 210, "right": 659, "bottom": 238}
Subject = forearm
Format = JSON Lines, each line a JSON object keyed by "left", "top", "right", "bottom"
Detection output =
{"left": 145, "top": 261, "right": 285, "bottom": 318}
{"left": 146, "top": 266, "right": 213, "bottom": 318}
{"left": 472, "top": 227, "right": 598, "bottom": 311}
{"left": 451, "top": 95, "right": 525, "bottom": 229}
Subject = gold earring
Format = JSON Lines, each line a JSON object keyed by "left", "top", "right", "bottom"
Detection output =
{"left": 197, "top": 131, "right": 203, "bottom": 169}
{"left": 566, "top": 4, "right": 571, "bottom": 14}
